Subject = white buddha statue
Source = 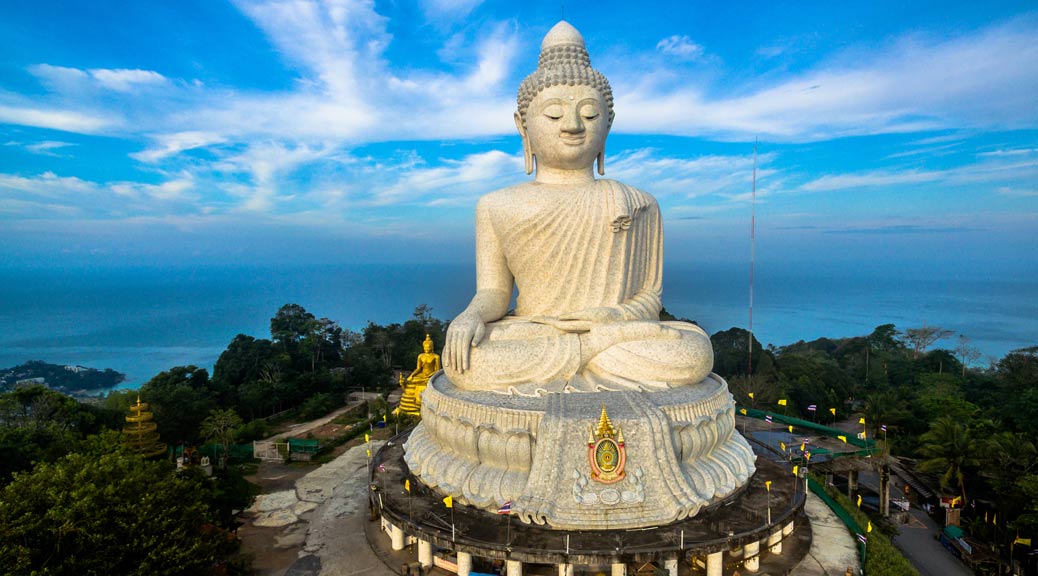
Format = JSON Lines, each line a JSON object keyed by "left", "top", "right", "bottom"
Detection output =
{"left": 443, "top": 21, "right": 713, "bottom": 395}
{"left": 404, "top": 21, "right": 755, "bottom": 530}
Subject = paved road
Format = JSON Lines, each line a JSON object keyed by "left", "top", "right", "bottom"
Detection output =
{"left": 892, "top": 508, "right": 972, "bottom": 576}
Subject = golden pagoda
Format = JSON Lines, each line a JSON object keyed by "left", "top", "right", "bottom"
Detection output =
{"left": 122, "top": 396, "right": 167, "bottom": 458}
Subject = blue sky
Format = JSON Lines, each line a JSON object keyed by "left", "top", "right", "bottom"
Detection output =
{"left": 1, "top": 0, "right": 1036, "bottom": 272}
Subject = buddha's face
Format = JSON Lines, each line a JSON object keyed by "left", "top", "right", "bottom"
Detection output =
{"left": 523, "top": 84, "right": 609, "bottom": 172}
{"left": 423, "top": 340, "right": 433, "bottom": 353}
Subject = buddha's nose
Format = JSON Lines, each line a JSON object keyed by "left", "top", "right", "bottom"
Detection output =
{"left": 562, "top": 112, "right": 584, "bottom": 133}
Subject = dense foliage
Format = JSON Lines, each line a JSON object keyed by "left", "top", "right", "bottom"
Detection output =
{"left": 714, "top": 324, "right": 1038, "bottom": 561}
{"left": 0, "top": 432, "right": 238, "bottom": 576}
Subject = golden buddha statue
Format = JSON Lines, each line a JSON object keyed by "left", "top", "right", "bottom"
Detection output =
{"left": 396, "top": 334, "right": 441, "bottom": 415}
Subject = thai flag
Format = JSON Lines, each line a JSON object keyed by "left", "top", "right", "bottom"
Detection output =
{"left": 807, "top": 404, "right": 817, "bottom": 411}
{"left": 765, "top": 415, "right": 773, "bottom": 423}
{"left": 378, "top": 463, "right": 386, "bottom": 472}
{"left": 880, "top": 424, "right": 887, "bottom": 432}
{"left": 498, "top": 501, "right": 512, "bottom": 515}
{"left": 857, "top": 533, "right": 867, "bottom": 545}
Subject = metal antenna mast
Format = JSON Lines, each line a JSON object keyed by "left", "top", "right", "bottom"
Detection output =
{"left": 749, "top": 140, "right": 758, "bottom": 381}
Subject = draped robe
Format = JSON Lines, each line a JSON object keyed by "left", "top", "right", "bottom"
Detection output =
{"left": 445, "top": 179, "right": 712, "bottom": 393}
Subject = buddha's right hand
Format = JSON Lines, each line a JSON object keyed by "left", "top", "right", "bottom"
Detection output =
{"left": 445, "top": 310, "right": 486, "bottom": 372}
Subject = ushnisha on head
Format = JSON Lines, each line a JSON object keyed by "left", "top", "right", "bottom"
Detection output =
{"left": 516, "top": 21, "right": 615, "bottom": 176}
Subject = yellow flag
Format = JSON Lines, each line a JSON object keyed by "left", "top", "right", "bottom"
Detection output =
{"left": 792, "top": 465, "right": 799, "bottom": 476}
{"left": 857, "top": 494, "right": 862, "bottom": 508}
{"left": 739, "top": 408, "right": 747, "bottom": 415}
{"left": 993, "top": 514, "right": 997, "bottom": 525}
{"left": 366, "top": 449, "right": 371, "bottom": 458}
{"left": 443, "top": 495, "right": 453, "bottom": 508}
{"left": 788, "top": 425, "right": 794, "bottom": 433}
{"left": 365, "top": 433, "right": 370, "bottom": 443}
{"left": 829, "top": 408, "right": 836, "bottom": 416}
{"left": 765, "top": 480, "right": 772, "bottom": 491}
{"left": 748, "top": 392, "right": 755, "bottom": 400}
{"left": 805, "top": 451, "right": 812, "bottom": 461}
{"left": 838, "top": 435, "right": 847, "bottom": 443}
{"left": 778, "top": 399, "right": 787, "bottom": 406}
{"left": 858, "top": 417, "right": 866, "bottom": 425}
{"left": 383, "top": 414, "right": 387, "bottom": 423}
{"left": 1014, "top": 537, "right": 1032, "bottom": 546}
{"left": 405, "top": 479, "right": 411, "bottom": 492}
{"left": 985, "top": 511, "right": 989, "bottom": 523}
{"left": 950, "top": 496, "right": 961, "bottom": 506}
{"left": 780, "top": 442, "right": 787, "bottom": 451}
{"left": 867, "top": 521, "right": 873, "bottom": 533}
{"left": 800, "top": 443, "right": 805, "bottom": 452}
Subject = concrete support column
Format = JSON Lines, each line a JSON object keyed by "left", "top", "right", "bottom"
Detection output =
{"left": 706, "top": 551, "right": 723, "bottom": 576}
{"left": 558, "top": 563, "right": 573, "bottom": 576}
{"left": 768, "top": 528, "right": 783, "bottom": 555}
{"left": 611, "top": 562, "right": 626, "bottom": 576}
{"left": 847, "top": 470, "right": 859, "bottom": 500}
{"left": 880, "top": 465, "right": 891, "bottom": 517}
{"left": 506, "top": 560, "right": 523, "bottom": 576}
{"left": 743, "top": 540, "right": 761, "bottom": 572}
{"left": 664, "top": 558, "right": 679, "bottom": 576}
{"left": 457, "top": 552, "right": 472, "bottom": 576}
{"left": 418, "top": 540, "right": 433, "bottom": 567}
{"left": 390, "top": 524, "right": 405, "bottom": 551}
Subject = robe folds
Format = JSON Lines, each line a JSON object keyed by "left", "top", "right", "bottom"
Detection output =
{"left": 446, "top": 179, "right": 712, "bottom": 393}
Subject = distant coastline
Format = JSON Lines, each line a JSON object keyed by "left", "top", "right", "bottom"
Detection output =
{"left": 1, "top": 261, "right": 1035, "bottom": 391}
{"left": 0, "top": 360, "right": 125, "bottom": 398}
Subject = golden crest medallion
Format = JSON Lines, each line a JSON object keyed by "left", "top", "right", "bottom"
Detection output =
{"left": 588, "top": 405, "right": 626, "bottom": 484}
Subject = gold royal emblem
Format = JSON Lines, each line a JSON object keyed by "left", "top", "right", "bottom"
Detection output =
{"left": 588, "top": 405, "right": 626, "bottom": 484}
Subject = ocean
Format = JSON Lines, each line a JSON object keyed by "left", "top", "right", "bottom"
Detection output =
{"left": 1, "top": 261, "right": 1035, "bottom": 390}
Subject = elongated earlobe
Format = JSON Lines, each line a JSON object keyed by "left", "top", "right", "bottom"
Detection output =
{"left": 515, "top": 111, "right": 534, "bottom": 175}
{"left": 597, "top": 150, "right": 605, "bottom": 175}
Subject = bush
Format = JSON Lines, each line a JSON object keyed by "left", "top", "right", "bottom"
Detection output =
{"left": 298, "top": 392, "right": 338, "bottom": 421}
{"left": 235, "top": 419, "right": 270, "bottom": 443}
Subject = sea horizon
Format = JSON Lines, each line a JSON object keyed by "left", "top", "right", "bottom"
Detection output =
{"left": 2, "top": 259, "right": 1035, "bottom": 391}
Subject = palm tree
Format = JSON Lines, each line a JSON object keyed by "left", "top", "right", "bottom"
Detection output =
{"left": 918, "top": 416, "right": 979, "bottom": 503}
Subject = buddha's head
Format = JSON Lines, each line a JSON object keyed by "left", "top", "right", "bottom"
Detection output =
{"left": 516, "top": 21, "right": 614, "bottom": 176}
{"left": 423, "top": 334, "right": 434, "bottom": 353}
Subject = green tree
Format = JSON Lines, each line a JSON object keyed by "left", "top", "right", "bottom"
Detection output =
{"left": 918, "top": 416, "right": 980, "bottom": 503}
{"left": 901, "top": 325, "right": 953, "bottom": 358}
{"left": 199, "top": 408, "right": 243, "bottom": 468}
{"left": 139, "top": 366, "right": 216, "bottom": 446}
{"left": 0, "top": 432, "right": 236, "bottom": 575}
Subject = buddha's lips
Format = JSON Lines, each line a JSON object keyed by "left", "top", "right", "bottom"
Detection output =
{"left": 560, "top": 135, "right": 586, "bottom": 145}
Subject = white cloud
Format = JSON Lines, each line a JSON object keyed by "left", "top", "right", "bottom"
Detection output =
{"left": 88, "top": 68, "right": 167, "bottom": 92}
{"left": 29, "top": 63, "right": 167, "bottom": 93}
{"left": 607, "top": 148, "right": 778, "bottom": 201}
{"left": 620, "top": 17, "right": 1038, "bottom": 140}
{"left": 370, "top": 149, "right": 523, "bottom": 206}
{"left": 131, "top": 132, "right": 227, "bottom": 163}
{"left": 800, "top": 154, "right": 1038, "bottom": 192}
{"left": 0, "top": 104, "right": 112, "bottom": 133}
{"left": 656, "top": 35, "right": 704, "bottom": 60}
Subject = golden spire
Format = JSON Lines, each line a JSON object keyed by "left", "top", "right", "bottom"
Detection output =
{"left": 595, "top": 404, "right": 617, "bottom": 438}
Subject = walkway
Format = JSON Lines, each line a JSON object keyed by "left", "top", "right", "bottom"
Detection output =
{"left": 793, "top": 491, "right": 860, "bottom": 575}
{"left": 892, "top": 509, "right": 972, "bottom": 576}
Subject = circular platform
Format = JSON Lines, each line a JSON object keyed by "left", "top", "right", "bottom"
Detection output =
{"left": 370, "top": 429, "right": 807, "bottom": 569}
